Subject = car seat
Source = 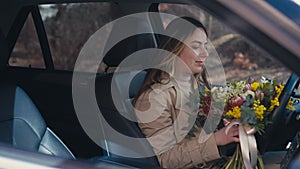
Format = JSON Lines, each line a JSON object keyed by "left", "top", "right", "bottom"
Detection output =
{"left": 95, "top": 16, "right": 160, "bottom": 168}
{"left": 0, "top": 83, "right": 75, "bottom": 159}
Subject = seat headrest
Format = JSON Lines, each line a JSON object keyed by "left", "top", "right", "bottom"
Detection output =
{"left": 103, "top": 17, "right": 157, "bottom": 67}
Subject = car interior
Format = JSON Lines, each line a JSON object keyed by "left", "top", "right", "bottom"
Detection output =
{"left": 93, "top": 14, "right": 160, "bottom": 168}
{"left": 0, "top": 0, "right": 299, "bottom": 168}
{"left": 0, "top": 83, "right": 75, "bottom": 159}
{"left": 0, "top": 1, "right": 162, "bottom": 168}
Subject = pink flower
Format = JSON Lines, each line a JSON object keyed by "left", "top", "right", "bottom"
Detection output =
{"left": 245, "top": 85, "right": 252, "bottom": 91}
{"left": 255, "top": 91, "right": 264, "bottom": 101}
{"left": 227, "top": 96, "right": 244, "bottom": 110}
{"left": 200, "top": 95, "right": 211, "bottom": 116}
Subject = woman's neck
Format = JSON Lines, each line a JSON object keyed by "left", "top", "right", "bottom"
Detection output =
{"left": 173, "top": 67, "right": 193, "bottom": 82}
{"left": 172, "top": 71, "right": 194, "bottom": 95}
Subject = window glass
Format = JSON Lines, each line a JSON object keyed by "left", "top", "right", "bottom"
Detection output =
{"left": 39, "top": 3, "right": 119, "bottom": 72}
{"left": 158, "top": 3, "right": 291, "bottom": 83}
{"left": 9, "top": 13, "right": 45, "bottom": 69}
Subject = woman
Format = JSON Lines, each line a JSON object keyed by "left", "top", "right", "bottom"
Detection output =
{"left": 134, "top": 17, "right": 239, "bottom": 169}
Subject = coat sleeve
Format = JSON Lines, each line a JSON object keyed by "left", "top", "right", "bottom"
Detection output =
{"left": 134, "top": 87, "right": 220, "bottom": 169}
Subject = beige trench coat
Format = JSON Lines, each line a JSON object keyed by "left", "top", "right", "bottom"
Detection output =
{"left": 134, "top": 80, "right": 220, "bottom": 169}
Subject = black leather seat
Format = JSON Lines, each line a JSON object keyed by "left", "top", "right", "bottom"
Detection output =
{"left": 103, "top": 16, "right": 157, "bottom": 68}
{"left": 96, "top": 71, "right": 161, "bottom": 168}
{"left": 95, "top": 16, "right": 160, "bottom": 168}
{"left": 0, "top": 83, "right": 75, "bottom": 159}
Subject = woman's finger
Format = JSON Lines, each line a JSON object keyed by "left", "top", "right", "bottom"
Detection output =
{"left": 231, "top": 137, "right": 240, "bottom": 143}
{"left": 228, "top": 130, "right": 239, "bottom": 137}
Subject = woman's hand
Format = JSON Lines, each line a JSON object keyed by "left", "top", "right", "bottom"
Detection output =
{"left": 214, "top": 124, "right": 239, "bottom": 146}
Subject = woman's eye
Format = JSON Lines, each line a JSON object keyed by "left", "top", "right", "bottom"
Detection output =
{"left": 191, "top": 46, "right": 199, "bottom": 50}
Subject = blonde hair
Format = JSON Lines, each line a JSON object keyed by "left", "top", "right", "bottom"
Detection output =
{"left": 134, "top": 17, "right": 210, "bottom": 103}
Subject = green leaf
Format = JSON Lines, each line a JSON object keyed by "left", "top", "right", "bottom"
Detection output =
{"left": 243, "top": 95, "right": 254, "bottom": 107}
{"left": 257, "top": 155, "right": 265, "bottom": 169}
{"left": 241, "top": 106, "right": 257, "bottom": 124}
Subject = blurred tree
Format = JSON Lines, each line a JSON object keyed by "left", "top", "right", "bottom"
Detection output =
{"left": 44, "top": 2, "right": 119, "bottom": 70}
{"left": 10, "top": 14, "right": 45, "bottom": 68}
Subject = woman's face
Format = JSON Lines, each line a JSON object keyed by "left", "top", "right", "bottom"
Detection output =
{"left": 178, "top": 28, "right": 208, "bottom": 74}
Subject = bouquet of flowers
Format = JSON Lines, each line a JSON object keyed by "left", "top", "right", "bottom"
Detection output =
{"left": 188, "top": 77, "right": 295, "bottom": 169}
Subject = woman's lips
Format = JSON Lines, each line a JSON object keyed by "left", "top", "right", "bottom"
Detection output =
{"left": 195, "top": 61, "right": 204, "bottom": 66}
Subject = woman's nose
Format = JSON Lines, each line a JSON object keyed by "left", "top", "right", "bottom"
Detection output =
{"left": 198, "top": 46, "right": 208, "bottom": 59}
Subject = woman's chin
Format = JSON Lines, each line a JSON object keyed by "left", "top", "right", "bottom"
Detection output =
{"left": 192, "top": 67, "right": 203, "bottom": 74}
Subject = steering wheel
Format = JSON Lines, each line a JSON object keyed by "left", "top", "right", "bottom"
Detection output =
{"left": 257, "top": 73, "right": 300, "bottom": 153}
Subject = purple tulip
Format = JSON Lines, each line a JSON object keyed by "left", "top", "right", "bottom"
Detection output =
{"left": 245, "top": 85, "right": 252, "bottom": 91}
{"left": 248, "top": 77, "right": 254, "bottom": 84}
{"left": 255, "top": 91, "right": 264, "bottom": 101}
{"left": 229, "top": 96, "right": 244, "bottom": 109}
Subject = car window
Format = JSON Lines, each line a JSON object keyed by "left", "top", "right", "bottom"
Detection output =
{"left": 158, "top": 3, "right": 292, "bottom": 83}
{"left": 39, "top": 2, "right": 118, "bottom": 72}
{"left": 9, "top": 13, "right": 45, "bottom": 69}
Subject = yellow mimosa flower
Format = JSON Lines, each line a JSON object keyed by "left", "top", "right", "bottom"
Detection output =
{"left": 253, "top": 100, "right": 266, "bottom": 121}
{"left": 286, "top": 98, "right": 295, "bottom": 111}
{"left": 226, "top": 106, "right": 241, "bottom": 119}
{"left": 251, "top": 82, "right": 260, "bottom": 91}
